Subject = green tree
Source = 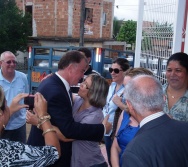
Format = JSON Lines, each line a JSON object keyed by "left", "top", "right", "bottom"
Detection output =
{"left": 117, "top": 20, "right": 137, "bottom": 44}
{"left": 0, "top": 0, "right": 32, "bottom": 54}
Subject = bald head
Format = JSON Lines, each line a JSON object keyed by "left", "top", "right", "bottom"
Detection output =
{"left": 124, "top": 75, "right": 165, "bottom": 116}
{"left": 0, "top": 51, "right": 16, "bottom": 60}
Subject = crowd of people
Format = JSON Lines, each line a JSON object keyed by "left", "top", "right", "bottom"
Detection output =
{"left": 0, "top": 49, "right": 188, "bottom": 167}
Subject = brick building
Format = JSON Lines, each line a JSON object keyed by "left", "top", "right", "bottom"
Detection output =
{"left": 16, "top": 0, "right": 117, "bottom": 48}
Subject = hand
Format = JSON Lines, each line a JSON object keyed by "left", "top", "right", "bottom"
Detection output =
{"left": 113, "top": 94, "right": 128, "bottom": 111}
{"left": 102, "top": 115, "right": 112, "bottom": 134}
{"left": 112, "top": 94, "right": 122, "bottom": 106}
{"left": 26, "top": 110, "right": 38, "bottom": 126}
{"left": 52, "top": 125, "right": 74, "bottom": 142}
{"left": 52, "top": 126, "right": 66, "bottom": 139}
{"left": 9, "top": 93, "right": 29, "bottom": 115}
{"left": 34, "top": 92, "right": 47, "bottom": 117}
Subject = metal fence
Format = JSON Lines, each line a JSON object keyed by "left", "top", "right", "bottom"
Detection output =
{"left": 140, "top": 0, "right": 177, "bottom": 83}
{"left": 16, "top": 59, "right": 28, "bottom": 74}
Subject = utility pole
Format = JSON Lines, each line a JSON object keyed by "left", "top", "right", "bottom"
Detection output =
{"left": 79, "top": 0, "right": 85, "bottom": 46}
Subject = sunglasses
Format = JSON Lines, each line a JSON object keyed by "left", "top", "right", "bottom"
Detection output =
{"left": 2, "top": 60, "right": 17, "bottom": 65}
{"left": 109, "top": 67, "right": 123, "bottom": 74}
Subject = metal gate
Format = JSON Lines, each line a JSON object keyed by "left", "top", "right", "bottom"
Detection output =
{"left": 139, "top": 0, "right": 177, "bottom": 83}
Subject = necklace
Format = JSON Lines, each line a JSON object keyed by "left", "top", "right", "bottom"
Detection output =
{"left": 171, "top": 95, "right": 175, "bottom": 99}
{"left": 167, "top": 88, "right": 186, "bottom": 99}
{"left": 167, "top": 90, "right": 177, "bottom": 99}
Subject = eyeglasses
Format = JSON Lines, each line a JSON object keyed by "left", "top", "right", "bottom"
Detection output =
{"left": 81, "top": 80, "right": 90, "bottom": 90}
{"left": 109, "top": 67, "right": 123, "bottom": 74}
{"left": 2, "top": 60, "right": 17, "bottom": 65}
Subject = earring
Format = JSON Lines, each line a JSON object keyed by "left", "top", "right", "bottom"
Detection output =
{"left": 3, "top": 124, "right": 5, "bottom": 129}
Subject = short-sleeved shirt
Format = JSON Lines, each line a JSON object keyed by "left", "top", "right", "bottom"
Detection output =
{"left": 102, "top": 82, "right": 124, "bottom": 136}
{"left": 0, "top": 139, "right": 59, "bottom": 167}
{"left": 0, "top": 70, "right": 29, "bottom": 130}
{"left": 163, "top": 84, "right": 188, "bottom": 122}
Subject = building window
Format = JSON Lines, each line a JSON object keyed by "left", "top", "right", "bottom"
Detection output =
{"left": 102, "top": 12, "right": 106, "bottom": 26}
{"left": 85, "top": 8, "right": 93, "bottom": 24}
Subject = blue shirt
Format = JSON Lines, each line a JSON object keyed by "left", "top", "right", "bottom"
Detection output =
{"left": 0, "top": 70, "right": 29, "bottom": 130}
{"left": 117, "top": 112, "right": 139, "bottom": 167}
{"left": 102, "top": 82, "right": 124, "bottom": 136}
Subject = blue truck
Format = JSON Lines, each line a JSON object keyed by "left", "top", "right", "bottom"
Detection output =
{"left": 27, "top": 46, "right": 135, "bottom": 94}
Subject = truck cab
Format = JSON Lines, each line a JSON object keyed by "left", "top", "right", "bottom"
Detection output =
{"left": 27, "top": 46, "right": 135, "bottom": 94}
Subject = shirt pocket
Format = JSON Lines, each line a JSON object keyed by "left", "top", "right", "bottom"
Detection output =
{"left": 14, "top": 80, "right": 26, "bottom": 93}
{"left": 2, "top": 85, "right": 9, "bottom": 93}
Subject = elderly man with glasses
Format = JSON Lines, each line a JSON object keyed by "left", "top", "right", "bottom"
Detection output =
{"left": 0, "top": 51, "right": 29, "bottom": 143}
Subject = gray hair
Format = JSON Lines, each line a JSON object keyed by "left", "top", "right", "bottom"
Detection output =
{"left": 87, "top": 74, "right": 109, "bottom": 108}
{"left": 0, "top": 51, "right": 16, "bottom": 61}
{"left": 124, "top": 75, "right": 165, "bottom": 116}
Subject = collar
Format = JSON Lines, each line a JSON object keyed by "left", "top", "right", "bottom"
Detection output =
{"left": 140, "top": 111, "right": 165, "bottom": 128}
{"left": 55, "top": 72, "right": 70, "bottom": 92}
{"left": 0, "top": 69, "right": 16, "bottom": 82}
{"left": 111, "top": 82, "right": 124, "bottom": 89}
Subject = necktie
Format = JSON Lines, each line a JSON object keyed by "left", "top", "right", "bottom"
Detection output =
{"left": 69, "top": 89, "right": 73, "bottom": 105}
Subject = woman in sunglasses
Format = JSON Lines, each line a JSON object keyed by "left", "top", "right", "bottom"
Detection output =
{"left": 0, "top": 87, "right": 61, "bottom": 166}
{"left": 102, "top": 57, "right": 130, "bottom": 166}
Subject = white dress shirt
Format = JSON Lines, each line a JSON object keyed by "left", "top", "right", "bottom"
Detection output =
{"left": 140, "top": 111, "right": 165, "bottom": 128}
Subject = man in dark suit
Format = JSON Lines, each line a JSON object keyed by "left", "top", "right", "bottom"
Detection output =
{"left": 27, "top": 51, "right": 109, "bottom": 167}
{"left": 122, "top": 75, "right": 188, "bottom": 167}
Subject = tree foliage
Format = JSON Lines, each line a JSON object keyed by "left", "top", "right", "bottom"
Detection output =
{"left": 117, "top": 20, "right": 137, "bottom": 44}
{"left": 0, "top": 0, "right": 32, "bottom": 54}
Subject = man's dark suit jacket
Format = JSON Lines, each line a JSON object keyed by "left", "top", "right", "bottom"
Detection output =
{"left": 27, "top": 74, "right": 104, "bottom": 167}
{"left": 122, "top": 114, "right": 188, "bottom": 167}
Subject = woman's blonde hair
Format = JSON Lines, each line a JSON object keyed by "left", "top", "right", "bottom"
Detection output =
{"left": 124, "top": 67, "right": 153, "bottom": 77}
{"left": 87, "top": 74, "right": 109, "bottom": 108}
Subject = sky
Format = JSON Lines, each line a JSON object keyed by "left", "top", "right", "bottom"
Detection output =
{"left": 114, "top": 0, "right": 177, "bottom": 23}
{"left": 114, "top": 0, "right": 139, "bottom": 21}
